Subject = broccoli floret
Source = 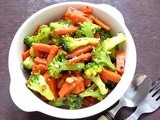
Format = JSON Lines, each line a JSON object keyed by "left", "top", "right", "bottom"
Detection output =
{"left": 79, "top": 83, "right": 106, "bottom": 101}
{"left": 60, "top": 36, "right": 99, "bottom": 52}
{"left": 76, "top": 21, "right": 101, "bottom": 38}
{"left": 92, "top": 45, "right": 116, "bottom": 71}
{"left": 102, "top": 32, "right": 126, "bottom": 51}
{"left": 99, "top": 28, "right": 111, "bottom": 41}
{"left": 50, "top": 20, "right": 72, "bottom": 30}
{"left": 24, "top": 25, "right": 52, "bottom": 46}
{"left": 22, "top": 56, "right": 34, "bottom": 71}
{"left": 26, "top": 72, "right": 54, "bottom": 100}
{"left": 48, "top": 51, "right": 85, "bottom": 78}
{"left": 65, "top": 94, "right": 83, "bottom": 109}
{"left": 84, "top": 63, "right": 108, "bottom": 95}
{"left": 48, "top": 98, "right": 64, "bottom": 107}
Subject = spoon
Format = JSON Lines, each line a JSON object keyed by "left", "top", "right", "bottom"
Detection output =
{"left": 98, "top": 74, "right": 152, "bottom": 120}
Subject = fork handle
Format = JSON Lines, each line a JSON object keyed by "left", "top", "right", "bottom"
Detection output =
{"left": 125, "top": 108, "right": 142, "bottom": 120}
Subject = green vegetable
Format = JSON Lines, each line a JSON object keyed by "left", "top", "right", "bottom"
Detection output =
{"left": 92, "top": 45, "right": 116, "bottom": 71}
{"left": 60, "top": 36, "right": 99, "bottom": 52}
{"left": 50, "top": 20, "right": 72, "bottom": 30}
{"left": 24, "top": 25, "right": 52, "bottom": 46}
{"left": 99, "top": 28, "right": 111, "bottom": 41}
{"left": 65, "top": 94, "right": 83, "bottom": 110}
{"left": 102, "top": 32, "right": 126, "bottom": 51}
{"left": 79, "top": 83, "right": 106, "bottom": 101}
{"left": 48, "top": 98, "right": 64, "bottom": 107}
{"left": 48, "top": 51, "right": 84, "bottom": 78}
{"left": 22, "top": 56, "right": 34, "bottom": 71}
{"left": 76, "top": 21, "right": 101, "bottom": 38}
{"left": 84, "top": 62, "right": 108, "bottom": 95}
{"left": 26, "top": 72, "right": 54, "bottom": 100}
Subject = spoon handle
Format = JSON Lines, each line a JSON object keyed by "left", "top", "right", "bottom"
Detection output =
{"left": 97, "top": 102, "right": 123, "bottom": 120}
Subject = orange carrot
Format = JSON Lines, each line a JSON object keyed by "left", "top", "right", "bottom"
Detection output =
{"left": 100, "top": 68, "right": 121, "bottom": 83}
{"left": 34, "top": 57, "right": 47, "bottom": 65}
{"left": 64, "top": 7, "right": 92, "bottom": 24}
{"left": 116, "top": 51, "right": 125, "bottom": 74}
{"left": 73, "top": 71, "right": 82, "bottom": 77}
{"left": 78, "top": 6, "right": 92, "bottom": 14}
{"left": 44, "top": 73, "right": 58, "bottom": 99}
{"left": 82, "top": 98, "right": 90, "bottom": 107}
{"left": 94, "top": 32, "right": 100, "bottom": 38}
{"left": 84, "top": 79, "right": 92, "bottom": 87}
{"left": 86, "top": 97, "right": 98, "bottom": 105}
{"left": 32, "top": 43, "right": 51, "bottom": 53}
{"left": 54, "top": 26, "right": 78, "bottom": 35}
{"left": 32, "top": 64, "right": 47, "bottom": 75}
{"left": 58, "top": 81, "right": 76, "bottom": 98}
{"left": 71, "top": 77, "right": 85, "bottom": 94}
{"left": 66, "top": 45, "right": 93, "bottom": 59}
{"left": 66, "top": 53, "right": 92, "bottom": 66}
{"left": 22, "top": 49, "right": 30, "bottom": 60}
{"left": 89, "top": 15, "right": 110, "bottom": 31}
{"left": 46, "top": 45, "right": 58, "bottom": 66}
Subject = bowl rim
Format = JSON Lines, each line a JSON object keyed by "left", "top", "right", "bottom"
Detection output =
{"left": 8, "top": 1, "right": 137, "bottom": 119}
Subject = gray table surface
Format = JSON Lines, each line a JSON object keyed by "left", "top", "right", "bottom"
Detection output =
{"left": 0, "top": 0, "right": 160, "bottom": 120}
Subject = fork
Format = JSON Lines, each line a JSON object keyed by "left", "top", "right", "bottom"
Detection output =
{"left": 125, "top": 76, "right": 160, "bottom": 120}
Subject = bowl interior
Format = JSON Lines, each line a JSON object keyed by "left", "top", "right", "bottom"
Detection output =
{"left": 9, "top": 2, "right": 136, "bottom": 119}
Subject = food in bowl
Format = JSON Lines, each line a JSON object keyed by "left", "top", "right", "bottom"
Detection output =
{"left": 9, "top": 2, "right": 136, "bottom": 119}
{"left": 22, "top": 6, "right": 126, "bottom": 110}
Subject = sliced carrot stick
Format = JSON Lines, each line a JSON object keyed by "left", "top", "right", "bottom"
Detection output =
{"left": 64, "top": 7, "right": 92, "bottom": 24}
{"left": 58, "top": 81, "right": 76, "bottom": 98}
{"left": 89, "top": 15, "right": 110, "bottom": 31}
{"left": 94, "top": 32, "right": 100, "bottom": 38}
{"left": 116, "top": 51, "right": 125, "bottom": 74}
{"left": 100, "top": 68, "right": 121, "bottom": 83}
{"left": 66, "top": 45, "right": 93, "bottom": 59}
{"left": 46, "top": 45, "right": 58, "bottom": 66}
{"left": 34, "top": 57, "right": 47, "bottom": 65}
{"left": 84, "top": 79, "right": 92, "bottom": 87}
{"left": 32, "top": 43, "right": 51, "bottom": 53}
{"left": 82, "top": 98, "right": 91, "bottom": 107}
{"left": 54, "top": 26, "right": 78, "bottom": 35}
{"left": 32, "top": 64, "right": 47, "bottom": 75}
{"left": 71, "top": 77, "right": 85, "bottom": 94}
{"left": 44, "top": 73, "right": 58, "bottom": 99}
{"left": 66, "top": 53, "right": 92, "bottom": 66}
{"left": 78, "top": 6, "right": 92, "bottom": 14}
{"left": 22, "top": 49, "right": 30, "bottom": 60}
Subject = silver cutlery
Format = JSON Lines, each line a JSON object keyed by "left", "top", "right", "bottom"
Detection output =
{"left": 125, "top": 77, "right": 160, "bottom": 120}
{"left": 98, "top": 74, "right": 152, "bottom": 120}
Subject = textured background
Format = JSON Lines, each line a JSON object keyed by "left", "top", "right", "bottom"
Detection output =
{"left": 0, "top": 0, "right": 160, "bottom": 120}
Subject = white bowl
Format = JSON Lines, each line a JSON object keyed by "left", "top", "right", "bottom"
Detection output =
{"left": 8, "top": 2, "right": 136, "bottom": 119}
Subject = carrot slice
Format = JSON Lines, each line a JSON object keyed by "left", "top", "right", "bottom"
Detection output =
{"left": 84, "top": 79, "right": 92, "bottom": 87}
{"left": 64, "top": 7, "right": 92, "bottom": 24}
{"left": 22, "top": 49, "right": 30, "bottom": 60}
{"left": 66, "top": 45, "right": 94, "bottom": 59}
{"left": 58, "top": 81, "right": 76, "bottom": 98}
{"left": 44, "top": 73, "right": 58, "bottom": 99}
{"left": 71, "top": 77, "right": 85, "bottom": 94}
{"left": 54, "top": 26, "right": 78, "bottom": 35}
{"left": 89, "top": 15, "right": 110, "bottom": 31}
{"left": 66, "top": 53, "right": 92, "bottom": 66}
{"left": 94, "top": 32, "right": 100, "bottom": 38}
{"left": 46, "top": 45, "right": 58, "bottom": 66}
{"left": 100, "top": 68, "right": 121, "bottom": 83}
{"left": 32, "top": 43, "right": 51, "bottom": 53}
{"left": 34, "top": 57, "right": 47, "bottom": 65}
{"left": 32, "top": 64, "right": 47, "bottom": 75}
{"left": 116, "top": 51, "right": 125, "bottom": 74}
{"left": 78, "top": 6, "right": 92, "bottom": 14}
